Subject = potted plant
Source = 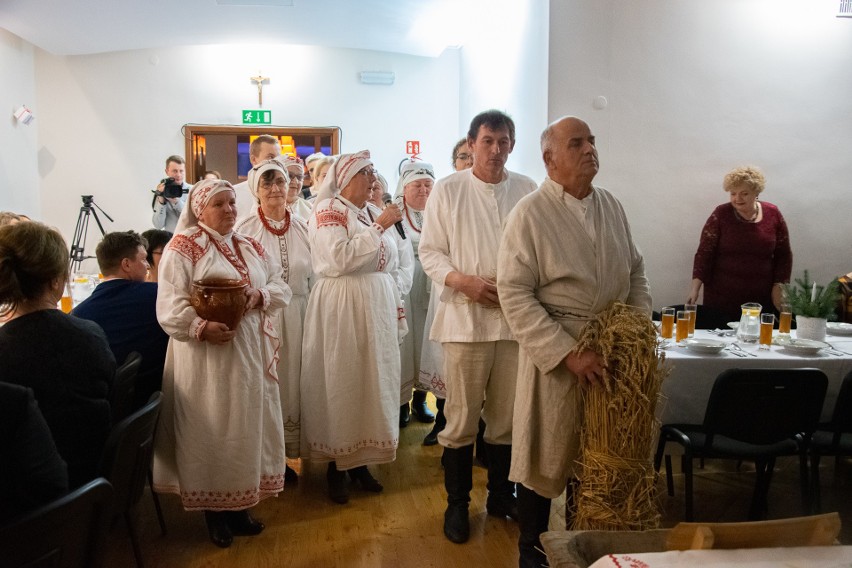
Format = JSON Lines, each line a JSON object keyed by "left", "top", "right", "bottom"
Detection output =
{"left": 781, "top": 270, "right": 841, "bottom": 341}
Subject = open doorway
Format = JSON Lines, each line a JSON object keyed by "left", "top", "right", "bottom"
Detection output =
{"left": 183, "top": 125, "right": 341, "bottom": 184}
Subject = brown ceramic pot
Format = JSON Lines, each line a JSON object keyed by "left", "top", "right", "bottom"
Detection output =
{"left": 190, "top": 278, "right": 248, "bottom": 330}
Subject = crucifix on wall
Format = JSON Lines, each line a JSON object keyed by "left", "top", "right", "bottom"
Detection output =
{"left": 250, "top": 72, "right": 270, "bottom": 107}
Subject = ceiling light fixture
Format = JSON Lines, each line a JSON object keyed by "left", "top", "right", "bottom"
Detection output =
{"left": 359, "top": 71, "right": 395, "bottom": 86}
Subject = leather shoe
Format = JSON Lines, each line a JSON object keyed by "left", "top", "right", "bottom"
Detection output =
{"left": 443, "top": 503, "right": 470, "bottom": 543}
{"left": 411, "top": 391, "right": 435, "bottom": 423}
{"left": 327, "top": 462, "right": 349, "bottom": 504}
{"left": 423, "top": 425, "right": 441, "bottom": 446}
{"left": 399, "top": 403, "right": 411, "bottom": 428}
{"left": 204, "top": 511, "right": 233, "bottom": 548}
{"left": 486, "top": 493, "right": 519, "bottom": 521}
{"left": 348, "top": 466, "right": 383, "bottom": 493}
{"left": 225, "top": 509, "right": 265, "bottom": 536}
{"left": 284, "top": 464, "right": 299, "bottom": 483}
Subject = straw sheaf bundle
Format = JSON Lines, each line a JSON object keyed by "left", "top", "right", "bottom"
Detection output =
{"left": 569, "top": 301, "right": 667, "bottom": 531}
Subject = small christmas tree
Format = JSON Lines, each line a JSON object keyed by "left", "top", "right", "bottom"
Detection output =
{"left": 782, "top": 270, "right": 840, "bottom": 320}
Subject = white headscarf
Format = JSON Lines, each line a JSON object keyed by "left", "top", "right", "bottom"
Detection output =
{"left": 247, "top": 158, "right": 289, "bottom": 203}
{"left": 280, "top": 155, "right": 304, "bottom": 174}
{"left": 394, "top": 159, "right": 435, "bottom": 200}
{"left": 174, "top": 179, "right": 236, "bottom": 234}
{"left": 311, "top": 150, "right": 373, "bottom": 214}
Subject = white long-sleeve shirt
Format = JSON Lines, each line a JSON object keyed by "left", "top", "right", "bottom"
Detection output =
{"left": 418, "top": 168, "right": 536, "bottom": 343}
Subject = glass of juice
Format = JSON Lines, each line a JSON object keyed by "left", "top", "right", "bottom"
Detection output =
{"left": 661, "top": 307, "right": 675, "bottom": 339}
{"left": 759, "top": 313, "right": 774, "bottom": 350}
{"left": 676, "top": 310, "right": 689, "bottom": 343}
{"left": 685, "top": 303, "right": 697, "bottom": 337}
{"left": 779, "top": 304, "right": 792, "bottom": 335}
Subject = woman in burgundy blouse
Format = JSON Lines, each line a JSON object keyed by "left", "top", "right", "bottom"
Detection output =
{"left": 687, "top": 166, "right": 792, "bottom": 323}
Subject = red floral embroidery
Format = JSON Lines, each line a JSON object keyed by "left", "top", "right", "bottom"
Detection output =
{"left": 308, "top": 437, "right": 399, "bottom": 456}
{"left": 203, "top": 229, "right": 250, "bottom": 284}
{"left": 153, "top": 475, "right": 285, "bottom": 511}
{"left": 376, "top": 238, "right": 387, "bottom": 272}
{"left": 397, "top": 307, "right": 405, "bottom": 320}
{"left": 241, "top": 234, "right": 266, "bottom": 259}
{"left": 316, "top": 208, "right": 348, "bottom": 229}
{"left": 168, "top": 232, "right": 206, "bottom": 264}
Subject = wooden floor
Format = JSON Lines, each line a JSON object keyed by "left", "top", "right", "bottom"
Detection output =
{"left": 105, "top": 397, "right": 852, "bottom": 567}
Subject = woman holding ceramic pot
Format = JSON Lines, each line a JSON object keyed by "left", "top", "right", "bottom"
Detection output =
{"left": 153, "top": 178, "right": 292, "bottom": 549}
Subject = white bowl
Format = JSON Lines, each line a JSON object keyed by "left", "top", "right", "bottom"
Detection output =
{"left": 727, "top": 321, "right": 739, "bottom": 330}
{"left": 775, "top": 336, "right": 827, "bottom": 355}
{"left": 826, "top": 322, "right": 852, "bottom": 336}
{"left": 680, "top": 338, "right": 727, "bottom": 354}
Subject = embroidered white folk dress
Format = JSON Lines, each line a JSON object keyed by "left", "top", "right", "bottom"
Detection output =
{"left": 301, "top": 196, "right": 406, "bottom": 470}
{"left": 236, "top": 207, "right": 312, "bottom": 459}
{"left": 153, "top": 223, "right": 292, "bottom": 510}
{"left": 496, "top": 179, "right": 651, "bottom": 499}
{"left": 396, "top": 198, "right": 434, "bottom": 403}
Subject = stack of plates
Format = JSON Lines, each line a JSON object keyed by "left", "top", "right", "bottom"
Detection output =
{"left": 680, "top": 338, "right": 726, "bottom": 354}
{"left": 827, "top": 322, "right": 852, "bottom": 336}
{"left": 775, "top": 336, "right": 827, "bottom": 355}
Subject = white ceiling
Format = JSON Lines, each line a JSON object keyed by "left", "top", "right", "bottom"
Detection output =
{"left": 0, "top": 0, "right": 469, "bottom": 57}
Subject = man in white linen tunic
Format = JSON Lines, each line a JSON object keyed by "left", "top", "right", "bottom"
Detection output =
{"left": 419, "top": 109, "right": 536, "bottom": 544}
{"left": 496, "top": 116, "right": 651, "bottom": 568}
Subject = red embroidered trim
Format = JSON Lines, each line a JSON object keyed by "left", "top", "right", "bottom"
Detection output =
{"left": 258, "top": 206, "right": 291, "bottom": 236}
{"left": 202, "top": 228, "right": 250, "bottom": 284}
{"left": 397, "top": 307, "right": 405, "bottom": 320}
{"left": 160, "top": 473, "right": 286, "bottom": 510}
{"left": 308, "top": 437, "right": 399, "bottom": 456}
{"left": 376, "top": 238, "right": 387, "bottom": 272}
{"left": 169, "top": 232, "right": 206, "bottom": 265}
{"left": 241, "top": 234, "right": 266, "bottom": 259}
{"left": 403, "top": 197, "right": 422, "bottom": 234}
{"left": 316, "top": 208, "right": 348, "bottom": 230}
{"left": 420, "top": 370, "right": 446, "bottom": 393}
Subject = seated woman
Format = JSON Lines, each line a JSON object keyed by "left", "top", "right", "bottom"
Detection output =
{"left": 0, "top": 221, "right": 115, "bottom": 489}
{"left": 0, "top": 382, "right": 69, "bottom": 523}
{"left": 687, "top": 166, "right": 792, "bottom": 324}
{"left": 141, "top": 228, "right": 173, "bottom": 283}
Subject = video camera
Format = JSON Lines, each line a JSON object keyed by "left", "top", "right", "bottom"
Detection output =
{"left": 160, "top": 177, "right": 187, "bottom": 199}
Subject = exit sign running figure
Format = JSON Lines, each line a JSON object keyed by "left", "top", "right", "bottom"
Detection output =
{"left": 243, "top": 110, "right": 272, "bottom": 125}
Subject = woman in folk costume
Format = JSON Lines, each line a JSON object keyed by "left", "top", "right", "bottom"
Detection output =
{"left": 301, "top": 150, "right": 408, "bottom": 504}
{"left": 394, "top": 160, "right": 438, "bottom": 429}
{"left": 153, "top": 178, "right": 292, "bottom": 548}
{"left": 236, "top": 159, "right": 312, "bottom": 482}
{"left": 280, "top": 155, "right": 314, "bottom": 221}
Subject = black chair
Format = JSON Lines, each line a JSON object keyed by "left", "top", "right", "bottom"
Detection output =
{"left": 99, "top": 392, "right": 162, "bottom": 568}
{"left": 654, "top": 368, "right": 827, "bottom": 521}
{"left": 0, "top": 477, "right": 114, "bottom": 568}
{"left": 810, "top": 370, "right": 852, "bottom": 512}
{"left": 110, "top": 351, "right": 143, "bottom": 426}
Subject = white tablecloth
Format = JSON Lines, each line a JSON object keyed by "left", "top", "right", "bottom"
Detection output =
{"left": 659, "top": 330, "right": 852, "bottom": 424}
{"left": 589, "top": 545, "right": 852, "bottom": 568}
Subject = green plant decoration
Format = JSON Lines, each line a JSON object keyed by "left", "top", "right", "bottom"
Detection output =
{"left": 782, "top": 270, "right": 841, "bottom": 320}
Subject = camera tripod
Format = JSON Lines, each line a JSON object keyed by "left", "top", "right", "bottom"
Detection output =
{"left": 69, "top": 195, "right": 113, "bottom": 274}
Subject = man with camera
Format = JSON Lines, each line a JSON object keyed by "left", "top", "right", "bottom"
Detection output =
{"left": 152, "top": 155, "right": 191, "bottom": 233}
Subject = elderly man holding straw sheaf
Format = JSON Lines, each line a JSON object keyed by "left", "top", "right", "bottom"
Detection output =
{"left": 497, "top": 116, "right": 651, "bottom": 568}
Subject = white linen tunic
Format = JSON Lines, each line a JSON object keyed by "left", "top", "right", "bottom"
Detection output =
{"left": 153, "top": 224, "right": 292, "bottom": 510}
{"left": 497, "top": 179, "right": 652, "bottom": 499}
{"left": 419, "top": 168, "right": 537, "bottom": 343}
{"left": 236, "top": 209, "right": 312, "bottom": 458}
{"left": 300, "top": 196, "right": 406, "bottom": 470}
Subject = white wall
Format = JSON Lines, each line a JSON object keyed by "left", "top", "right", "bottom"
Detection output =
{"left": 459, "top": 0, "right": 549, "bottom": 181}
{"left": 549, "top": 0, "right": 852, "bottom": 308}
{"left": 0, "top": 28, "right": 39, "bottom": 217}
{"left": 33, "top": 43, "right": 460, "bottom": 270}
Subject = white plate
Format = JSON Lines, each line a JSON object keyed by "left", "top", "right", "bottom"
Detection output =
{"left": 680, "top": 338, "right": 726, "bottom": 354}
{"left": 727, "top": 321, "right": 739, "bottom": 330}
{"left": 775, "top": 337, "right": 827, "bottom": 355}
{"left": 826, "top": 322, "right": 852, "bottom": 336}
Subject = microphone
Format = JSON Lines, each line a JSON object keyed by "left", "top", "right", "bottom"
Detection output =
{"left": 383, "top": 196, "right": 406, "bottom": 239}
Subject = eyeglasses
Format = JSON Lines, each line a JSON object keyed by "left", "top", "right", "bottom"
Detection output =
{"left": 260, "top": 180, "right": 288, "bottom": 189}
{"left": 289, "top": 174, "right": 304, "bottom": 181}
{"left": 358, "top": 168, "right": 378, "bottom": 177}
{"left": 455, "top": 153, "right": 472, "bottom": 161}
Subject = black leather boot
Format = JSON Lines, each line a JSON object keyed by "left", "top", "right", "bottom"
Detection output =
{"left": 327, "top": 461, "right": 349, "bottom": 504}
{"left": 399, "top": 402, "right": 411, "bottom": 428}
{"left": 348, "top": 465, "right": 384, "bottom": 492}
{"left": 443, "top": 445, "right": 474, "bottom": 544}
{"left": 225, "top": 508, "right": 265, "bottom": 536}
{"left": 423, "top": 398, "right": 446, "bottom": 446}
{"left": 485, "top": 442, "right": 518, "bottom": 520}
{"left": 411, "top": 389, "right": 435, "bottom": 423}
{"left": 517, "top": 484, "right": 551, "bottom": 568}
{"left": 474, "top": 418, "right": 489, "bottom": 468}
{"left": 204, "top": 511, "right": 233, "bottom": 548}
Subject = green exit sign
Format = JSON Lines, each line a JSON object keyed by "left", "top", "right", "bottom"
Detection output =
{"left": 242, "top": 110, "right": 271, "bottom": 124}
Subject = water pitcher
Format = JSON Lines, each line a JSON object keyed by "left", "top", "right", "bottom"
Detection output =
{"left": 737, "top": 302, "right": 762, "bottom": 343}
